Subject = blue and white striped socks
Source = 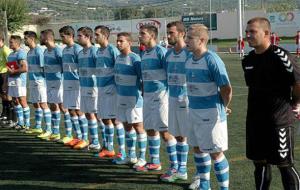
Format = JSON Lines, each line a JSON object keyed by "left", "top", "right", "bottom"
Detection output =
{"left": 51, "top": 111, "right": 61, "bottom": 135}
{"left": 88, "top": 119, "right": 99, "bottom": 145}
{"left": 71, "top": 116, "right": 82, "bottom": 139}
{"left": 78, "top": 115, "right": 88, "bottom": 141}
{"left": 166, "top": 138, "right": 178, "bottom": 170}
{"left": 64, "top": 112, "right": 72, "bottom": 137}
{"left": 23, "top": 107, "right": 30, "bottom": 127}
{"left": 34, "top": 108, "right": 43, "bottom": 129}
{"left": 214, "top": 154, "right": 229, "bottom": 190}
{"left": 15, "top": 105, "right": 24, "bottom": 126}
{"left": 137, "top": 133, "right": 147, "bottom": 160}
{"left": 126, "top": 129, "right": 137, "bottom": 158}
{"left": 105, "top": 124, "right": 114, "bottom": 151}
{"left": 115, "top": 123, "right": 126, "bottom": 155}
{"left": 99, "top": 120, "right": 106, "bottom": 148}
{"left": 43, "top": 108, "right": 52, "bottom": 132}
{"left": 176, "top": 141, "right": 189, "bottom": 174}
{"left": 195, "top": 153, "right": 211, "bottom": 190}
{"left": 148, "top": 135, "right": 161, "bottom": 165}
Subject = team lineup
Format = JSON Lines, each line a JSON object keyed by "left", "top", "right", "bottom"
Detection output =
{"left": 0, "top": 17, "right": 300, "bottom": 190}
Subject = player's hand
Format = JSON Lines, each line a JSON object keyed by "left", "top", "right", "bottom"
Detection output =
{"left": 226, "top": 107, "right": 232, "bottom": 115}
{"left": 292, "top": 104, "right": 300, "bottom": 119}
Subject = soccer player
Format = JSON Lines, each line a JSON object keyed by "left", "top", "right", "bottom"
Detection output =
{"left": 136, "top": 24, "right": 175, "bottom": 172}
{"left": 76, "top": 27, "right": 98, "bottom": 149}
{"left": 114, "top": 32, "right": 147, "bottom": 165}
{"left": 185, "top": 24, "right": 232, "bottom": 190}
{"left": 243, "top": 17, "right": 300, "bottom": 190}
{"left": 59, "top": 26, "right": 87, "bottom": 146}
{"left": 23, "top": 31, "right": 51, "bottom": 135}
{"left": 160, "top": 21, "right": 189, "bottom": 183}
{"left": 39, "top": 29, "right": 71, "bottom": 141}
{"left": 7, "top": 35, "right": 30, "bottom": 131}
{"left": 0, "top": 33, "right": 15, "bottom": 128}
{"left": 94, "top": 25, "right": 125, "bottom": 157}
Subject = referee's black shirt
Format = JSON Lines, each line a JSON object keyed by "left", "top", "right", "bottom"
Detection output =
{"left": 242, "top": 45, "right": 300, "bottom": 127}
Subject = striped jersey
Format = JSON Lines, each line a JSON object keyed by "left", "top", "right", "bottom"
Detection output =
{"left": 78, "top": 46, "right": 98, "bottom": 97}
{"left": 62, "top": 43, "right": 82, "bottom": 91}
{"left": 115, "top": 52, "right": 143, "bottom": 108}
{"left": 27, "top": 46, "right": 45, "bottom": 85}
{"left": 7, "top": 48, "right": 27, "bottom": 87}
{"left": 44, "top": 46, "right": 63, "bottom": 89}
{"left": 141, "top": 45, "right": 167, "bottom": 93}
{"left": 95, "top": 44, "right": 120, "bottom": 88}
{"left": 185, "top": 50, "right": 230, "bottom": 122}
{"left": 166, "top": 48, "right": 190, "bottom": 101}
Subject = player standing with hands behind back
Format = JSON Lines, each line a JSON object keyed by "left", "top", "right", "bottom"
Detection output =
{"left": 185, "top": 24, "right": 232, "bottom": 190}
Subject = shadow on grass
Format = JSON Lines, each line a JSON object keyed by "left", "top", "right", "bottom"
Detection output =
{"left": 0, "top": 128, "right": 188, "bottom": 190}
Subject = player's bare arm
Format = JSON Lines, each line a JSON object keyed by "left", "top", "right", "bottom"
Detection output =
{"left": 220, "top": 84, "right": 232, "bottom": 115}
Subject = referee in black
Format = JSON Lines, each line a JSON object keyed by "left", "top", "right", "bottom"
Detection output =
{"left": 242, "top": 17, "right": 300, "bottom": 190}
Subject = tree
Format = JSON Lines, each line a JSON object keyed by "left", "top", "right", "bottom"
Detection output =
{"left": 29, "top": 15, "right": 51, "bottom": 26}
{"left": 0, "top": 0, "right": 28, "bottom": 32}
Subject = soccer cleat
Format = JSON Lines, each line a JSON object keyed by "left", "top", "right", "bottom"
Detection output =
{"left": 25, "top": 128, "right": 43, "bottom": 134}
{"left": 65, "top": 138, "right": 80, "bottom": 146}
{"left": 136, "top": 163, "right": 162, "bottom": 172}
{"left": 19, "top": 126, "right": 30, "bottom": 133}
{"left": 49, "top": 134, "right": 61, "bottom": 142}
{"left": 88, "top": 143, "right": 101, "bottom": 151}
{"left": 160, "top": 168, "right": 177, "bottom": 182}
{"left": 57, "top": 136, "right": 73, "bottom": 144}
{"left": 38, "top": 131, "right": 52, "bottom": 140}
{"left": 98, "top": 149, "right": 115, "bottom": 158}
{"left": 188, "top": 175, "right": 200, "bottom": 190}
{"left": 115, "top": 157, "right": 138, "bottom": 165}
{"left": 133, "top": 158, "right": 147, "bottom": 169}
{"left": 112, "top": 153, "right": 124, "bottom": 163}
{"left": 73, "top": 140, "right": 89, "bottom": 149}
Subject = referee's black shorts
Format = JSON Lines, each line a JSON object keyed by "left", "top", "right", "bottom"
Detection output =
{"left": 246, "top": 122, "right": 295, "bottom": 166}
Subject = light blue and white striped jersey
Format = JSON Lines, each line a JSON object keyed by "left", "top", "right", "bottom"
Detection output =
{"left": 62, "top": 43, "right": 82, "bottom": 90}
{"left": 141, "top": 45, "right": 167, "bottom": 93}
{"left": 27, "top": 46, "right": 45, "bottom": 85}
{"left": 7, "top": 48, "right": 27, "bottom": 87}
{"left": 78, "top": 46, "right": 98, "bottom": 96}
{"left": 44, "top": 46, "right": 63, "bottom": 84}
{"left": 115, "top": 52, "right": 143, "bottom": 108}
{"left": 166, "top": 48, "right": 190, "bottom": 100}
{"left": 185, "top": 50, "right": 230, "bottom": 122}
{"left": 96, "top": 44, "right": 120, "bottom": 87}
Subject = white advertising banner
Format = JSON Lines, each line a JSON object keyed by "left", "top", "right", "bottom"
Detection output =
{"left": 70, "top": 18, "right": 169, "bottom": 35}
{"left": 268, "top": 10, "right": 300, "bottom": 36}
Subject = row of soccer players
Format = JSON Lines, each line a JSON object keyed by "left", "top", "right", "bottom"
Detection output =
{"left": 5, "top": 21, "right": 231, "bottom": 190}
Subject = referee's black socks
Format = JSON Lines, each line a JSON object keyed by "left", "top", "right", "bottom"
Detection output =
{"left": 1, "top": 100, "right": 9, "bottom": 118}
{"left": 279, "top": 165, "right": 300, "bottom": 190}
{"left": 254, "top": 162, "right": 272, "bottom": 190}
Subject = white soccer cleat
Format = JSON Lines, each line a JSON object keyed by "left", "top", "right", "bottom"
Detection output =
{"left": 132, "top": 158, "right": 146, "bottom": 169}
{"left": 189, "top": 175, "right": 200, "bottom": 190}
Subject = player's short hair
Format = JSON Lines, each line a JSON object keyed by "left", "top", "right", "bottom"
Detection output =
{"left": 247, "top": 17, "right": 271, "bottom": 32}
{"left": 188, "top": 24, "right": 209, "bottom": 44}
{"left": 24, "top": 31, "right": 37, "bottom": 40}
{"left": 94, "top": 25, "right": 110, "bottom": 39}
{"left": 140, "top": 24, "right": 158, "bottom": 40}
{"left": 117, "top": 32, "right": 133, "bottom": 42}
{"left": 10, "top": 35, "right": 22, "bottom": 44}
{"left": 167, "top": 21, "right": 185, "bottom": 33}
{"left": 59, "top": 26, "right": 75, "bottom": 37}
